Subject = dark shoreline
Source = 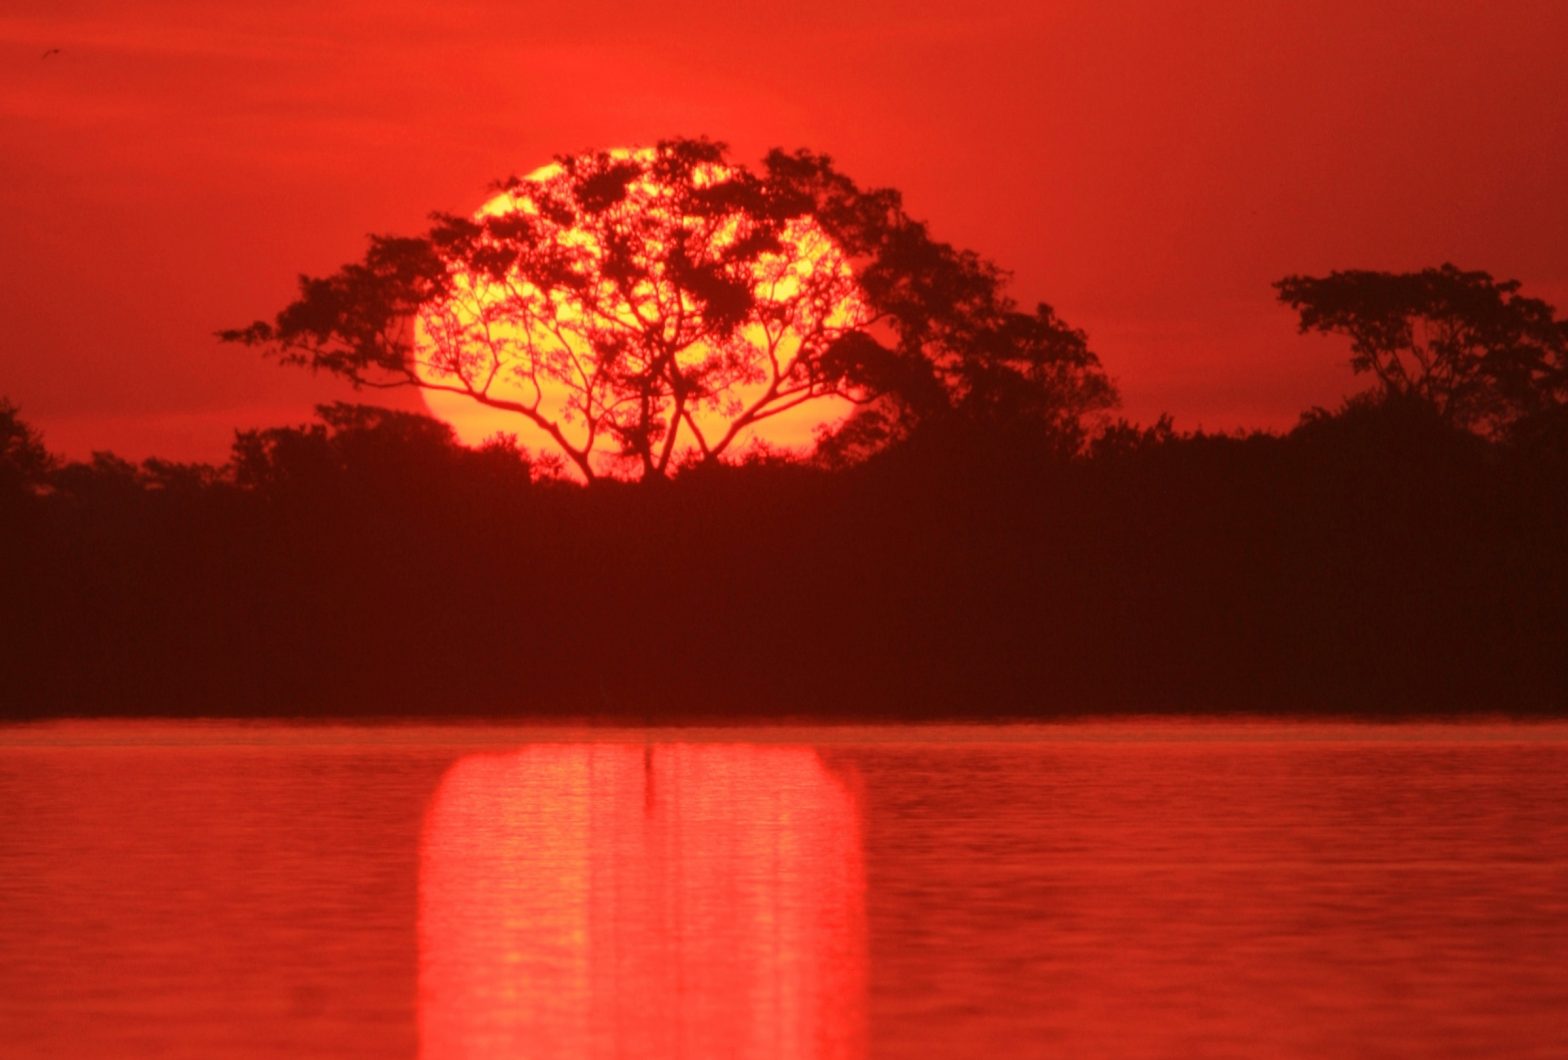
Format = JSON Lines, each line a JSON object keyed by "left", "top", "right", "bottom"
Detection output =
{"left": 6, "top": 417, "right": 1565, "bottom": 723}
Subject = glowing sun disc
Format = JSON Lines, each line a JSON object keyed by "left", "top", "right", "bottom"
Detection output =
{"left": 413, "top": 147, "right": 865, "bottom": 477}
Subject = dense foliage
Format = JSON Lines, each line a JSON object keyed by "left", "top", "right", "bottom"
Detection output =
{"left": 3, "top": 399, "right": 1563, "bottom": 719}
{"left": 12, "top": 254, "right": 1568, "bottom": 719}
{"left": 223, "top": 139, "right": 1117, "bottom": 480}
{"left": 1277, "top": 264, "right": 1568, "bottom": 441}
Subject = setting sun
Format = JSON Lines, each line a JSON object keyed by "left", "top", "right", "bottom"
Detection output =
{"left": 412, "top": 146, "right": 868, "bottom": 478}
{"left": 11, "top": 2, "right": 1568, "bottom": 1054}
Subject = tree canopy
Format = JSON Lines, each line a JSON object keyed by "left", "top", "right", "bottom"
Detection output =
{"left": 0, "top": 398, "right": 54, "bottom": 497}
{"left": 1275, "top": 264, "right": 1568, "bottom": 439}
{"left": 229, "top": 402, "right": 540, "bottom": 496}
{"left": 223, "top": 138, "right": 1117, "bottom": 480}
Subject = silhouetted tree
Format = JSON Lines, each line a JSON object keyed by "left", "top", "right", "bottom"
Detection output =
{"left": 0, "top": 399, "right": 54, "bottom": 497}
{"left": 231, "top": 402, "right": 537, "bottom": 495}
{"left": 224, "top": 138, "right": 1116, "bottom": 479}
{"left": 139, "top": 459, "right": 225, "bottom": 495}
{"left": 1275, "top": 264, "right": 1568, "bottom": 438}
{"left": 1288, "top": 390, "right": 1484, "bottom": 457}
{"left": 3, "top": 393, "right": 1566, "bottom": 719}
{"left": 1087, "top": 414, "right": 1177, "bottom": 460}
{"left": 767, "top": 148, "right": 1117, "bottom": 458}
{"left": 49, "top": 452, "right": 144, "bottom": 505}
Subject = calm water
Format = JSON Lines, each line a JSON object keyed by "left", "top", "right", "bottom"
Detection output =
{"left": 1, "top": 721, "right": 1565, "bottom": 1058}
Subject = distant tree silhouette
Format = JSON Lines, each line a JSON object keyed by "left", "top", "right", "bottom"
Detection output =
{"left": 223, "top": 138, "right": 1116, "bottom": 479}
{"left": 3, "top": 393, "right": 1566, "bottom": 720}
{"left": 1088, "top": 414, "right": 1177, "bottom": 460}
{"left": 137, "top": 458, "right": 225, "bottom": 495}
{"left": 1275, "top": 264, "right": 1568, "bottom": 438}
{"left": 231, "top": 402, "right": 539, "bottom": 496}
{"left": 49, "top": 452, "right": 145, "bottom": 504}
{"left": 0, "top": 399, "right": 53, "bottom": 497}
{"left": 1288, "top": 390, "right": 1484, "bottom": 456}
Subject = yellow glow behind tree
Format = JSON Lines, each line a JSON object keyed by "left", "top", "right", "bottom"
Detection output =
{"left": 413, "top": 145, "right": 868, "bottom": 480}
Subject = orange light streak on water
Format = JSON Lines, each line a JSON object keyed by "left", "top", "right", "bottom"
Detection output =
{"left": 417, "top": 744, "right": 865, "bottom": 1058}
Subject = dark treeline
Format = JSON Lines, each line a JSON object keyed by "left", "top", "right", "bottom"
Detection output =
{"left": 3, "top": 396, "right": 1564, "bottom": 720}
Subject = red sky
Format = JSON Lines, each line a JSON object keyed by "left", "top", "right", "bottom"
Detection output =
{"left": 3, "top": 0, "right": 1566, "bottom": 462}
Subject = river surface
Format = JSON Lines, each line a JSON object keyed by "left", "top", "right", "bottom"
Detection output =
{"left": 1, "top": 720, "right": 1565, "bottom": 1058}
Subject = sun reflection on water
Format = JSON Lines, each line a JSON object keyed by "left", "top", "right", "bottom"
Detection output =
{"left": 417, "top": 743, "right": 866, "bottom": 1058}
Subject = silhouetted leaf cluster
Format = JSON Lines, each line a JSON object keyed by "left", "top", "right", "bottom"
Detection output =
{"left": 0, "top": 398, "right": 53, "bottom": 500}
